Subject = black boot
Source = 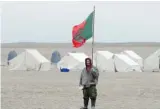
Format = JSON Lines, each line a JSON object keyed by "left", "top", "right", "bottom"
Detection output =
{"left": 91, "top": 98, "right": 96, "bottom": 109}
{"left": 81, "top": 98, "right": 89, "bottom": 109}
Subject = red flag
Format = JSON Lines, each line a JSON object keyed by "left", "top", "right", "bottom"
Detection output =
{"left": 72, "top": 11, "right": 94, "bottom": 48}
{"left": 72, "top": 21, "right": 86, "bottom": 48}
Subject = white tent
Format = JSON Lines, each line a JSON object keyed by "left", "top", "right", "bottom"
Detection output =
{"left": 121, "top": 50, "right": 143, "bottom": 68}
{"left": 57, "top": 52, "right": 88, "bottom": 70}
{"left": 144, "top": 49, "right": 160, "bottom": 72}
{"left": 9, "top": 49, "right": 51, "bottom": 71}
{"left": 114, "top": 54, "right": 142, "bottom": 72}
{"left": 93, "top": 51, "right": 115, "bottom": 72}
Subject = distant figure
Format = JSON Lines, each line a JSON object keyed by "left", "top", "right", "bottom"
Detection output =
{"left": 7, "top": 50, "right": 17, "bottom": 65}
{"left": 50, "top": 51, "right": 61, "bottom": 64}
{"left": 79, "top": 58, "right": 99, "bottom": 109}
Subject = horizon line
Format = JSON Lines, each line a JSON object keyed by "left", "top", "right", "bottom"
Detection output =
{"left": 1, "top": 41, "right": 160, "bottom": 43}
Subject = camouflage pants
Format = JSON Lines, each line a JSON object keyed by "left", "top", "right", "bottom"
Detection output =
{"left": 82, "top": 85, "right": 97, "bottom": 108}
{"left": 83, "top": 85, "right": 97, "bottom": 99}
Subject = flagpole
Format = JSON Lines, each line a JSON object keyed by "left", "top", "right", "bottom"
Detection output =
{"left": 92, "top": 6, "right": 95, "bottom": 65}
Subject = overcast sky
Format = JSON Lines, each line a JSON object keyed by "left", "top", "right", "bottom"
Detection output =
{"left": 0, "top": 1, "right": 160, "bottom": 43}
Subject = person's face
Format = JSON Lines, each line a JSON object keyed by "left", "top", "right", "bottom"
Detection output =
{"left": 86, "top": 59, "right": 91, "bottom": 66}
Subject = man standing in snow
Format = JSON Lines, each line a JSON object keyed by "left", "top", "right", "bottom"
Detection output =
{"left": 79, "top": 58, "right": 99, "bottom": 109}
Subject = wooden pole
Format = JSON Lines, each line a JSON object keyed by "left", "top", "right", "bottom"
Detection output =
{"left": 91, "top": 6, "right": 95, "bottom": 64}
